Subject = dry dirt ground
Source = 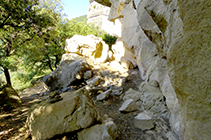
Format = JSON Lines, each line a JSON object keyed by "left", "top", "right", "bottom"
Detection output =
{"left": 0, "top": 68, "right": 145, "bottom": 140}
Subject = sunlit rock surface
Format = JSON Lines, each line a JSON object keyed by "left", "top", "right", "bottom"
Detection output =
{"left": 27, "top": 88, "right": 101, "bottom": 140}
{"left": 65, "top": 35, "right": 109, "bottom": 63}
{"left": 92, "top": 0, "right": 211, "bottom": 139}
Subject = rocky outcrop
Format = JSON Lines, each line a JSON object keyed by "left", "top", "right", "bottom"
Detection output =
{"left": 91, "top": 0, "right": 211, "bottom": 139}
{"left": 167, "top": 1, "right": 211, "bottom": 139}
{"left": 65, "top": 35, "right": 109, "bottom": 63}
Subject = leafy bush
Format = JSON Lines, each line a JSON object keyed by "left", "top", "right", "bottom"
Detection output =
{"left": 102, "top": 34, "right": 117, "bottom": 49}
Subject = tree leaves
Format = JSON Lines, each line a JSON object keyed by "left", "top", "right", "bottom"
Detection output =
{"left": 0, "top": 0, "right": 56, "bottom": 85}
{"left": 0, "top": 0, "right": 107, "bottom": 85}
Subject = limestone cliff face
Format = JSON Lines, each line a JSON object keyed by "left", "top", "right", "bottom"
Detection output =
{"left": 167, "top": 1, "right": 211, "bottom": 139}
{"left": 92, "top": 0, "right": 211, "bottom": 139}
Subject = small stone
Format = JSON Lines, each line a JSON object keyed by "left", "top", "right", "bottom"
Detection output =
{"left": 77, "top": 119, "right": 118, "bottom": 140}
{"left": 101, "top": 70, "right": 110, "bottom": 77}
{"left": 134, "top": 112, "right": 155, "bottom": 130}
{"left": 84, "top": 70, "right": 93, "bottom": 80}
{"left": 49, "top": 92, "right": 57, "bottom": 98}
{"left": 123, "top": 88, "right": 142, "bottom": 101}
{"left": 110, "top": 87, "right": 123, "bottom": 96}
{"left": 86, "top": 76, "right": 102, "bottom": 87}
{"left": 148, "top": 80, "right": 159, "bottom": 87}
{"left": 119, "top": 99, "right": 137, "bottom": 112}
{"left": 97, "top": 89, "right": 112, "bottom": 101}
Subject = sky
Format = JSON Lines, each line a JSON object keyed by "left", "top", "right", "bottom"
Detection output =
{"left": 63, "top": 0, "right": 90, "bottom": 19}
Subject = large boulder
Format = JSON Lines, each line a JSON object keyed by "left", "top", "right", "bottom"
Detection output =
{"left": 65, "top": 35, "right": 109, "bottom": 63}
{"left": 27, "top": 88, "right": 101, "bottom": 140}
{"left": 0, "top": 84, "right": 21, "bottom": 110}
{"left": 43, "top": 57, "right": 91, "bottom": 91}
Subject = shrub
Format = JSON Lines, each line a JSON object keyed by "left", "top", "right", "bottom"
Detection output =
{"left": 102, "top": 34, "right": 117, "bottom": 50}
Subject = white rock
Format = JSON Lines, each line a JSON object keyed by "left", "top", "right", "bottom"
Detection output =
{"left": 109, "top": 61, "right": 125, "bottom": 70}
{"left": 97, "top": 89, "right": 112, "bottom": 101}
{"left": 139, "top": 82, "right": 168, "bottom": 117}
{"left": 123, "top": 88, "right": 142, "bottom": 101}
{"left": 110, "top": 86, "right": 123, "bottom": 96}
{"left": 43, "top": 59, "right": 91, "bottom": 91}
{"left": 84, "top": 70, "right": 93, "bottom": 80}
{"left": 134, "top": 112, "right": 154, "bottom": 130}
{"left": 112, "top": 39, "right": 137, "bottom": 68}
{"left": 77, "top": 120, "right": 118, "bottom": 140}
{"left": 65, "top": 35, "right": 109, "bottom": 63}
{"left": 119, "top": 99, "right": 137, "bottom": 112}
{"left": 86, "top": 76, "right": 102, "bottom": 87}
{"left": 27, "top": 89, "right": 101, "bottom": 140}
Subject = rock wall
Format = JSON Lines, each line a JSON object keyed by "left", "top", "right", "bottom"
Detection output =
{"left": 92, "top": 0, "right": 211, "bottom": 139}
{"left": 167, "top": 1, "right": 211, "bottom": 139}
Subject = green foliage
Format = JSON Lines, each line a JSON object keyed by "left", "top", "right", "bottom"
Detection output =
{"left": 21, "top": 17, "right": 105, "bottom": 82}
{"left": 0, "top": 0, "right": 107, "bottom": 90}
{"left": 73, "top": 15, "right": 87, "bottom": 22}
{"left": 102, "top": 34, "right": 118, "bottom": 49}
{"left": 0, "top": 0, "right": 58, "bottom": 85}
{"left": 66, "top": 19, "right": 105, "bottom": 38}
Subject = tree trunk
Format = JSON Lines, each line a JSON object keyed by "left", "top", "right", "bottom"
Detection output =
{"left": 46, "top": 56, "right": 54, "bottom": 72}
{"left": 54, "top": 55, "right": 59, "bottom": 69}
{"left": 4, "top": 68, "right": 11, "bottom": 86}
{"left": 48, "top": 60, "right": 54, "bottom": 72}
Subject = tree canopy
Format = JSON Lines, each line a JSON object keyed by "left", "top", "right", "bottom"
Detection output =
{"left": 0, "top": 0, "right": 60, "bottom": 85}
{"left": 0, "top": 0, "right": 114, "bottom": 88}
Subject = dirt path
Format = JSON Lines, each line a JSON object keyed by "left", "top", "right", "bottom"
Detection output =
{"left": 0, "top": 68, "right": 144, "bottom": 140}
{"left": 92, "top": 68, "right": 144, "bottom": 140}
{"left": 0, "top": 83, "right": 49, "bottom": 140}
